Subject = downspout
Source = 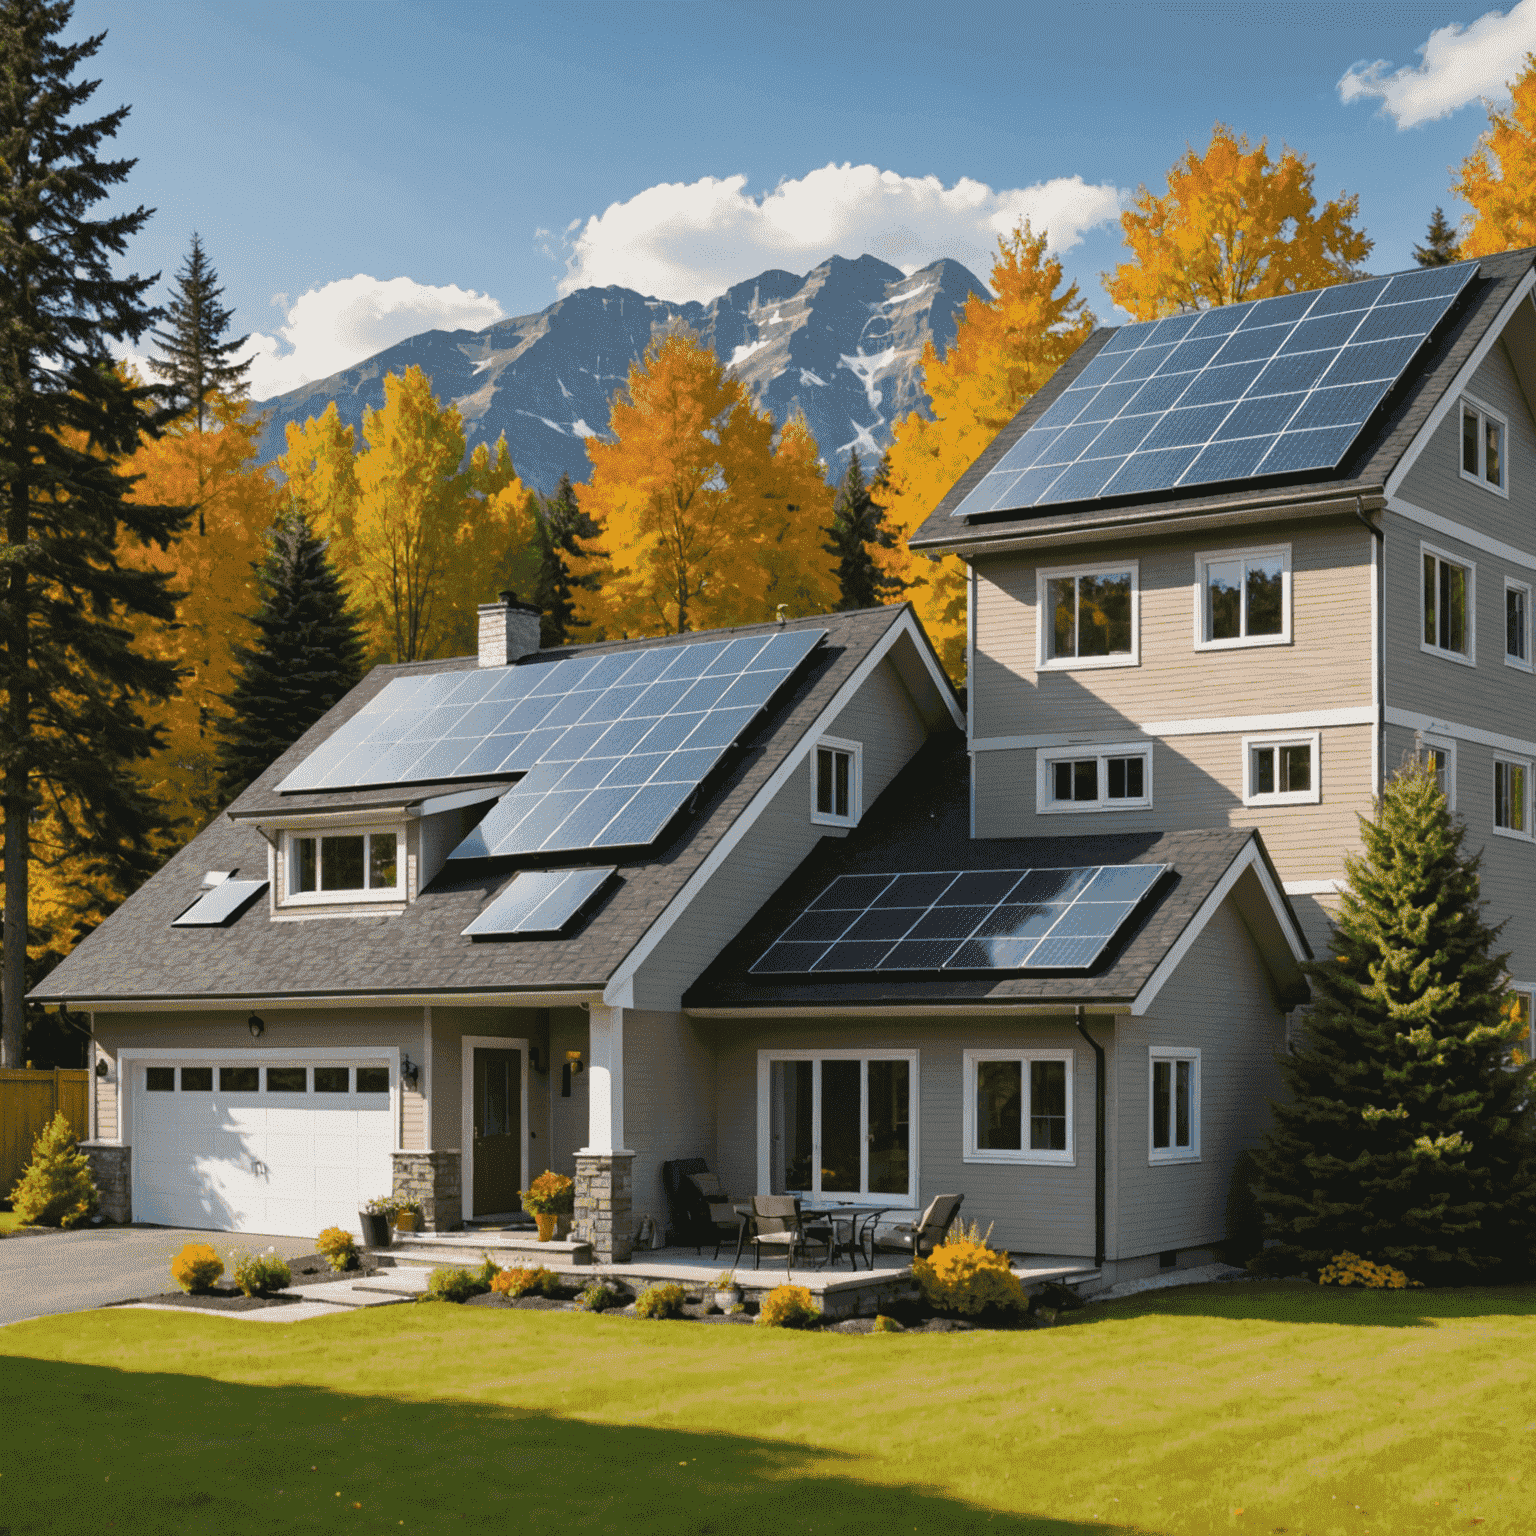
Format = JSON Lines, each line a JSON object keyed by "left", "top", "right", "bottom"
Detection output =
{"left": 1074, "top": 1006, "right": 1106, "bottom": 1269}
{"left": 1354, "top": 495, "right": 1385, "bottom": 797}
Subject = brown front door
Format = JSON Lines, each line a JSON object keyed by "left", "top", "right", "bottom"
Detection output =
{"left": 472, "top": 1048, "right": 522, "bottom": 1217}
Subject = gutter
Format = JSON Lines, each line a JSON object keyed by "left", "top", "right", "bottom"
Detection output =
{"left": 1074, "top": 1006, "right": 1107, "bottom": 1269}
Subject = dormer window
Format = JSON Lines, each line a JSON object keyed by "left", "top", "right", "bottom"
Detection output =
{"left": 811, "top": 737, "right": 862, "bottom": 829}
{"left": 284, "top": 829, "right": 404, "bottom": 905}
{"left": 1460, "top": 396, "right": 1507, "bottom": 495}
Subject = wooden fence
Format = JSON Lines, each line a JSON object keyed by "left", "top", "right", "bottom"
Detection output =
{"left": 1, "top": 1068, "right": 89, "bottom": 1199}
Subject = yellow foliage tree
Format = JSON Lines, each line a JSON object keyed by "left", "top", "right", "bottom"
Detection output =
{"left": 1105, "top": 124, "right": 1373, "bottom": 320}
{"left": 876, "top": 226, "right": 1095, "bottom": 679}
{"left": 278, "top": 401, "right": 360, "bottom": 551}
{"left": 763, "top": 411, "right": 838, "bottom": 620}
{"left": 1453, "top": 53, "right": 1536, "bottom": 257}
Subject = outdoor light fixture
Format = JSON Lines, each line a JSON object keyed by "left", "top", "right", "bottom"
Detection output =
{"left": 400, "top": 1053, "right": 419, "bottom": 1090}
{"left": 247, "top": 1014, "right": 265, "bottom": 1040}
{"left": 565, "top": 1049, "right": 585, "bottom": 1075}
{"left": 94, "top": 1058, "right": 108, "bottom": 1079}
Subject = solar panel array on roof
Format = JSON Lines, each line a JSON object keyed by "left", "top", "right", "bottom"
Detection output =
{"left": 462, "top": 866, "right": 615, "bottom": 938}
{"left": 750, "top": 864, "right": 1167, "bottom": 974}
{"left": 950, "top": 261, "right": 1479, "bottom": 519}
{"left": 172, "top": 879, "right": 269, "bottom": 927}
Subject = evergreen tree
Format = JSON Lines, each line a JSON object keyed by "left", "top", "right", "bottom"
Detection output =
{"left": 149, "top": 233, "right": 250, "bottom": 430}
{"left": 217, "top": 512, "right": 366, "bottom": 802}
{"left": 1253, "top": 759, "right": 1536, "bottom": 1284}
{"left": 533, "top": 473, "right": 598, "bottom": 647}
{"left": 0, "top": 0, "right": 187, "bottom": 1067}
{"left": 825, "top": 450, "right": 903, "bottom": 610}
{"left": 1414, "top": 207, "right": 1462, "bottom": 268}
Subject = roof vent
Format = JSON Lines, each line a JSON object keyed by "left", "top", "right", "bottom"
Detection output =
{"left": 477, "top": 591, "right": 541, "bottom": 668}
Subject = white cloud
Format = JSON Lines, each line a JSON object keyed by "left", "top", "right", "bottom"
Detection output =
{"left": 243, "top": 275, "right": 505, "bottom": 399}
{"left": 557, "top": 163, "right": 1124, "bottom": 302}
{"left": 1339, "top": 0, "right": 1536, "bottom": 128}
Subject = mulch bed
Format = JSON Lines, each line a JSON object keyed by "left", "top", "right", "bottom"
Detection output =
{"left": 113, "top": 1252, "right": 391, "bottom": 1312}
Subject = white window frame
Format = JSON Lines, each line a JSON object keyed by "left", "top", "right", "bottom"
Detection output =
{"left": 281, "top": 825, "right": 405, "bottom": 906}
{"left": 1148, "top": 1046, "right": 1201, "bottom": 1164}
{"left": 1192, "top": 543, "right": 1292, "bottom": 651}
{"left": 1492, "top": 752, "right": 1533, "bottom": 841}
{"left": 1035, "top": 559, "right": 1140, "bottom": 672}
{"left": 1242, "top": 731, "right": 1321, "bottom": 807}
{"left": 1420, "top": 541, "right": 1477, "bottom": 667}
{"left": 1508, "top": 985, "right": 1535, "bottom": 1063}
{"left": 755, "top": 1048, "right": 919, "bottom": 1208}
{"left": 810, "top": 735, "right": 863, "bottom": 830}
{"left": 1459, "top": 394, "right": 1509, "bottom": 498}
{"left": 1036, "top": 741, "right": 1153, "bottom": 814}
{"left": 1505, "top": 578, "right": 1533, "bottom": 673}
{"left": 962, "top": 1048, "right": 1075, "bottom": 1166}
{"left": 1415, "top": 730, "right": 1458, "bottom": 812}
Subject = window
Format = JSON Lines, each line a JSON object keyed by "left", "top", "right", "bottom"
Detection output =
{"left": 266, "top": 1067, "right": 307, "bottom": 1092}
{"left": 145, "top": 1067, "right": 174, "bottom": 1092}
{"left": 1506, "top": 580, "right": 1532, "bottom": 671}
{"left": 1037, "top": 743, "right": 1152, "bottom": 813}
{"left": 1149, "top": 1048, "right": 1200, "bottom": 1161}
{"left": 1493, "top": 755, "right": 1531, "bottom": 838}
{"left": 285, "top": 827, "right": 403, "bottom": 903}
{"left": 1243, "top": 732, "right": 1320, "bottom": 806}
{"left": 1037, "top": 561, "right": 1138, "bottom": 670}
{"left": 810, "top": 737, "right": 862, "bottom": 828}
{"left": 964, "top": 1050, "right": 1074, "bottom": 1165}
{"left": 314, "top": 1067, "right": 350, "bottom": 1093}
{"left": 1422, "top": 546, "right": 1475, "bottom": 663}
{"left": 1460, "top": 396, "right": 1508, "bottom": 495}
{"left": 1416, "top": 732, "right": 1457, "bottom": 810}
{"left": 763, "top": 1051, "right": 916, "bottom": 1204}
{"left": 180, "top": 1067, "right": 212, "bottom": 1092}
{"left": 219, "top": 1066, "right": 258, "bottom": 1092}
{"left": 356, "top": 1066, "right": 390, "bottom": 1094}
{"left": 1195, "top": 545, "right": 1290, "bottom": 649}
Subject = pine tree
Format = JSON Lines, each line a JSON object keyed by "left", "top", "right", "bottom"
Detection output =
{"left": 217, "top": 512, "right": 366, "bottom": 802}
{"left": 9, "top": 1110, "right": 97, "bottom": 1226}
{"left": 533, "top": 473, "right": 598, "bottom": 648}
{"left": 1414, "top": 207, "right": 1461, "bottom": 268}
{"left": 0, "top": 0, "right": 188, "bottom": 1067}
{"left": 1253, "top": 758, "right": 1536, "bottom": 1284}
{"left": 149, "top": 233, "right": 250, "bottom": 430}
{"left": 825, "top": 449, "right": 903, "bottom": 610}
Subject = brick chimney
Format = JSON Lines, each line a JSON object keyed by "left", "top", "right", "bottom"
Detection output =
{"left": 477, "top": 590, "right": 541, "bottom": 667}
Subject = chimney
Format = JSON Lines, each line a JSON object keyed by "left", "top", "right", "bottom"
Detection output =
{"left": 477, "top": 590, "right": 541, "bottom": 667}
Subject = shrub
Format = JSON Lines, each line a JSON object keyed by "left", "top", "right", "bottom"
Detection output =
{"left": 913, "top": 1237, "right": 1028, "bottom": 1318}
{"left": 170, "top": 1243, "right": 225, "bottom": 1294}
{"left": 315, "top": 1227, "right": 359, "bottom": 1272}
{"left": 9, "top": 1113, "right": 97, "bottom": 1228}
{"left": 712, "top": 1270, "right": 738, "bottom": 1290}
{"left": 634, "top": 1282, "right": 687, "bottom": 1319}
{"left": 232, "top": 1250, "right": 292, "bottom": 1298}
{"left": 490, "top": 1264, "right": 561, "bottom": 1299}
{"left": 424, "top": 1264, "right": 496, "bottom": 1303}
{"left": 872, "top": 1314, "right": 904, "bottom": 1333}
{"left": 757, "top": 1284, "right": 819, "bottom": 1329}
{"left": 1318, "top": 1251, "right": 1423, "bottom": 1289}
{"left": 520, "top": 1170, "right": 575, "bottom": 1215}
{"left": 577, "top": 1281, "right": 624, "bottom": 1312}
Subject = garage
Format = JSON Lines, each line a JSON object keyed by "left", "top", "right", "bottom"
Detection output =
{"left": 130, "top": 1057, "right": 396, "bottom": 1238}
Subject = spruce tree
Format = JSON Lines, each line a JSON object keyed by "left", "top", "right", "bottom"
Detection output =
{"left": 149, "top": 232, "right": 250, "bottom": 430}
{"left": 533, "top": 473, "right": 599, "bottom": 647}
{"left": 1253, "top": 758, "right": 1536, "bottom": 1283}
{"left": 1413, "top": 207, "right": 1462, "bottom": 268}
{"left": 217, "top": 512, "right": 366, "bottom": 802}
{"left": 825, "top": 450, "right": 903, "bottom": 610}
{"left": 0, "top": 0, "right": 188, "bottom": 1066}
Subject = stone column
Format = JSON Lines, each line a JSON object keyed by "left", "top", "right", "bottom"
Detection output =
{"left": 392, "top": 1150, "right": 461, "bottom": 1231}
{"left": 80, "top": 1142, "right": 130, "bottom": 1223}
{"left": 575, "top": 1150, "right": 635, "bottom": 1263}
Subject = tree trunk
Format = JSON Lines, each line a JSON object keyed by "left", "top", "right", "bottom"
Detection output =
{"left": 2, "top": 481, "right": 28, "bottom": 1068}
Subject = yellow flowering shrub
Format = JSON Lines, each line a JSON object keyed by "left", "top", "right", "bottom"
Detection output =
{"left": 757, "top": 1284, "right": 819, "bottom": 1328}
{"left": 490, "top": 1264, "right": 560, "bottom": 1298}
{"left": 912, "top": 1236, "right": 1028, "bottom": 1317}
{"left": 170, "top": 1243, "right": 224, "bottom": 1294}
{"left": 1317, "top": 1251, "right": 1423, "bottom": 1289}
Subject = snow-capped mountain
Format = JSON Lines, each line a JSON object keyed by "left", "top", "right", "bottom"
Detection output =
{"left": 252, "top": 254, "right": 988, "bottom": 492}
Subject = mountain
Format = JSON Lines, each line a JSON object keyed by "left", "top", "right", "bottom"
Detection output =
{"left": 252, "top": 253, "right": 989, "bottom": 493}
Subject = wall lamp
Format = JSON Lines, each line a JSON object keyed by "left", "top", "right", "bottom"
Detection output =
{"left": 400, "top": 1053, "right": 420, "bottom": 1091}
{"left": 95, "top": 1058, "right": 109, "bottom": 1079}
{"left": 247, "top": 1014, "right": 265, "bottom": 1040}
{"left": 565, "top": 1049, "right": 585, "bottom": 1075}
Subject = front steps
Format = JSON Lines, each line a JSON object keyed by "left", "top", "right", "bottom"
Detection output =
{"left": 387, "top": 1230, "right": 594, "bottom": 1267}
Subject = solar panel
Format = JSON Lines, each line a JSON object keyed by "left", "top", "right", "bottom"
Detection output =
{"left": 749, "top": 864, "right": 1167, "bottom": 974}
{"left": 172, "top": 879, "right": 269, "bottom": 927}
{"left": 950, "top": 261, "right": 1480, "bottom": 518}
{"left": 462, "top": 867, "right": 615, "bottom": 938}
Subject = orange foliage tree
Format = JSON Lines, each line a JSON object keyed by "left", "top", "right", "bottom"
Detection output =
{"left": 1453, "top": 53, "right": 1536, "bottom": 257}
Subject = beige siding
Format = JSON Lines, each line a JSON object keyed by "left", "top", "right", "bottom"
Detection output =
{"left": 426, "top": 1005, "right": 546, "bottom": 1155}
{"left": 1114, "top": 901, "right": 1288, "bottom": 1258}
{"left": 971, "top": 516, "right": 1373, "bottom": 741}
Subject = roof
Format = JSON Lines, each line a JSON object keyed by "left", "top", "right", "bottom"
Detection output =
{"left": 684, "top": 733, "right": 1310, "bottom": 1012}
{"left": 910, "top": 248, "right": 1536, "bottom": 557}
{"left": 34, "top": 605, "right": 953, "bottom": 1008}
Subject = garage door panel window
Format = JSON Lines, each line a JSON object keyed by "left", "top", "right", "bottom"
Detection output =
{"left": 266, "top": 1067, "right": 308, "bottom": 1092}
{"left": 219, "top": 1066, "right": 259, "bottom": 1092}
{"left": 146, "top": 1067, "right": 174, "bottom": 1092}
{"left": 315, "top": 1067, "right": 349, "bottom": 1093}
{"left": 356, "top": 1066, "right": 390, "bottom": 1094}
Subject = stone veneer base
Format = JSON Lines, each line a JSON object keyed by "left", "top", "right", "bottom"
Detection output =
{"left": 574, "top": 1151, "right": 634, "bottom": 1264}
{"left": 392, "top": 1150, "right": 461, "bottom": 1232}
{"left": 79, "top": 1142, "right": 131, "bottom": 1224}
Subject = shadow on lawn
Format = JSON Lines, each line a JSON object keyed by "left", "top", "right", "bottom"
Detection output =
{"left": 1069, "top": 1279, "right": 1536, "bottom": 1329}
{"left": 6, "top": 1355, "right": 1153, "bottom": 1536}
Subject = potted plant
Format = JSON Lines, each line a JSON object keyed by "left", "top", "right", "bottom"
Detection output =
{"left": 393, "top": 1196, "right": 423, "bottom": 1233}
{"left": 519, "top": 1170, "right": 575, "bottom": 1241}
{"left": 359, "top": 1196, "right": 395, "bottom": 1248}
{"left": 712, "top": 1269, "right": 742, "bottom": 1313}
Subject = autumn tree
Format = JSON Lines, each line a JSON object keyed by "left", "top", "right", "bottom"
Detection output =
{"left": 1453, "top": 53, "right": 1536, "bottom": 257}
{"left": 826, "top": 449, "right": 902, "bottom": 610}
{"left": 762, "top": 411, "right": 838, "bottom": 620}
{"left": 534, "top": 473, "right": 599, "bottom": 647}
{"left": 1414, "top": 207, "right": 1462, "bottom": 268}
{"left": 876, "top": 226, "right": 1095, "bottom": 677}
{"left": 278, "top": 401, "right": 359, "bottom": 552}
{"left": 149, "top": 233, "right": 250, "bottom": 431}
{"left": 0, "top": 1, "right": 187, "bottom": 1065}
{"left": 1105, "top": 124, "right": 1372, "bottom": 320}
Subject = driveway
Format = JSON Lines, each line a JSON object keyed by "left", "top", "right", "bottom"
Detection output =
{"left": 0, "top": 1225, "right": 323, "bottom": 1327}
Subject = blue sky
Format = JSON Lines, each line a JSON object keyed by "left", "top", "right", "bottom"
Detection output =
{"left": 77, "top": 0, "right": 1536, "bottom": 397}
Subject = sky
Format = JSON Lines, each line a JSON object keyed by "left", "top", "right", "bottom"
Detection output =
{"left": 74, "top": 0, "right": 1536, "bottom": 400}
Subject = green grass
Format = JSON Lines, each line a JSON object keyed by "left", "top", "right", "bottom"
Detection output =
{"left": 0, "top": 1209, "right": 25, "bottom": 1234}
{"left": 3, "top": 1282, "right": 1534, "bottom": 1534}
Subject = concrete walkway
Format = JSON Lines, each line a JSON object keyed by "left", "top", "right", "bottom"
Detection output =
{"left": 118, "top": 1267, "right": 434, "bottom": 1324}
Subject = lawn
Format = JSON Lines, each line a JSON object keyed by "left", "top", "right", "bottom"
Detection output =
{"left": 2, "top": 1282, "right": 1533, "bottom": 1536}
{"left": 0, "top": 1209, "right": 25, "bottom": 1234}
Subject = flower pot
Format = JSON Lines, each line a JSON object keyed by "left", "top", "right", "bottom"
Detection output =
{"left": 534, "top": 1212, "right": 558, "bottom": 1242}
{"left": 359, "top": 1211, "right": 392, "bottom": 1248}
{"left": 714, "top": 1287, "right": 742, "bottom": 1313}
{"left": 394, "top": 1210, "right": 420, "bottom": 1233}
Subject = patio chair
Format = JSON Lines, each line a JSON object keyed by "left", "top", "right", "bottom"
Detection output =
{"left": 660, "top": 1158, "right": 740, "bottom": 1254}
{"left": 734, "top": 1194, "right": 835, "bottom": 1275}
{"left": 685, "top": 1169, "right": 744, "bottom": 1260}
{"left": 868, "top": 1193, "right": 965, "bottom": 1263}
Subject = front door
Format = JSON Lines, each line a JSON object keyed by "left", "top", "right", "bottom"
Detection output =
{"left": 472, "top": 1048, "right": 522, "bottom": 1217}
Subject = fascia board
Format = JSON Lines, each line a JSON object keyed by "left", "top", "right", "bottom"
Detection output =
{"left": 42, "top": 989, "right": 605, "bottom": 1013}
{"left": 685, "top": 1002, "right": 1132, "bottom": 1019}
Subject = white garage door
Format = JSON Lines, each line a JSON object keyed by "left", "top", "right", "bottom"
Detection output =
{"left": 133, "top": 1060, "right": 395, "bottom": 1238}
